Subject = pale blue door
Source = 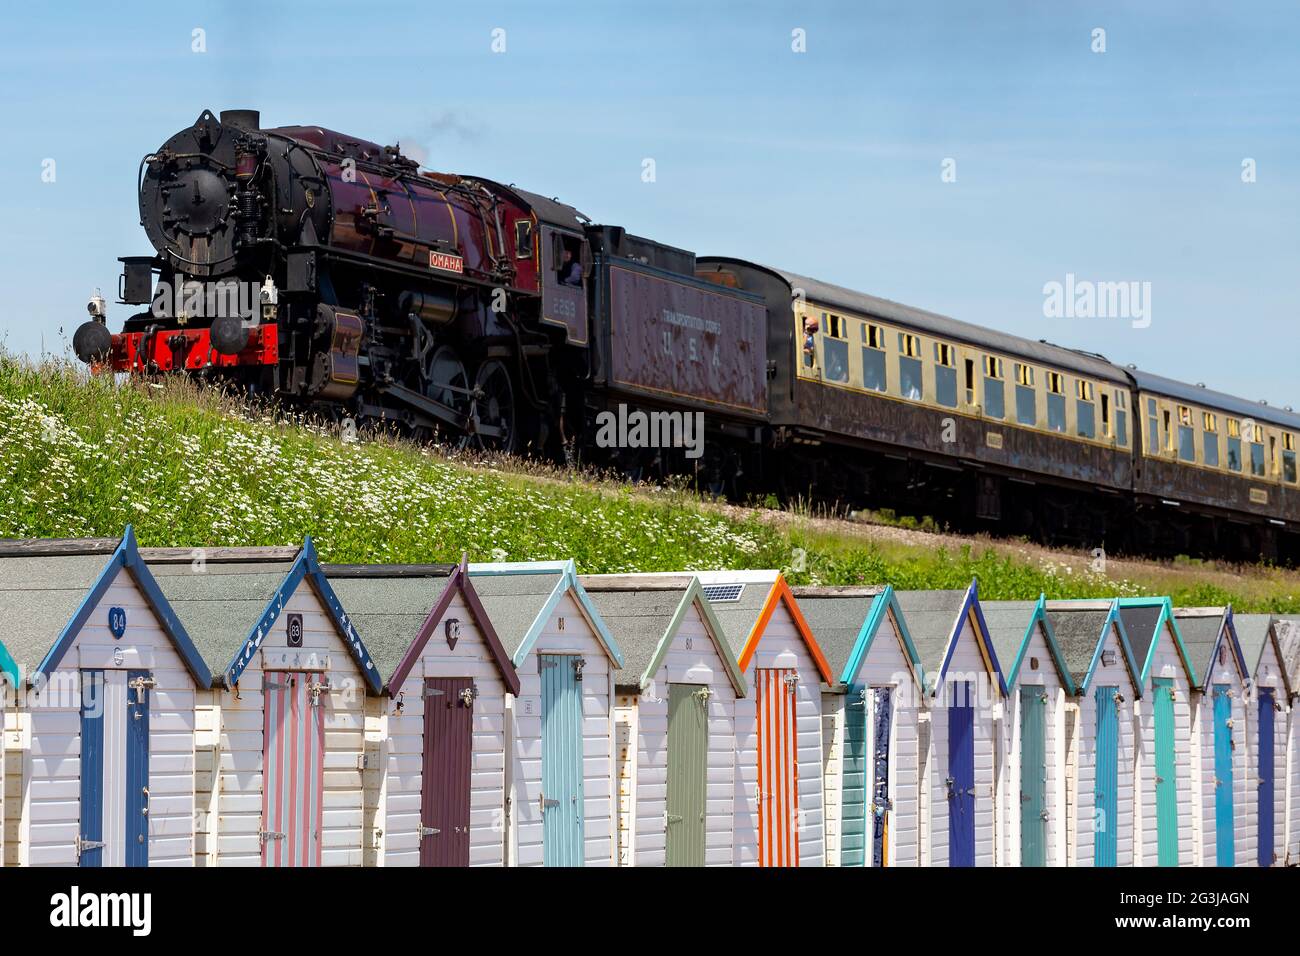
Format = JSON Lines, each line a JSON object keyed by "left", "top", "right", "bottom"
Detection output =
{"left": 540, "top": 654, "right": 584, "bottom": 866}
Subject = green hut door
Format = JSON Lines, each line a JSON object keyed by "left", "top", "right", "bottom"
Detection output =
{"left": 1019, "top": 686, "right": 1048, "bottom": 866}
{"left": 1152, "top": 677, "right": 1179, "bottom": 866}
{"left": 666, "top": 684, "right": 708, "bottom": 866}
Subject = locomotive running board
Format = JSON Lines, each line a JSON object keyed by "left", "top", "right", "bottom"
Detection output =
{"left": 374, "top": 381, "right": 504, "bottom": 438}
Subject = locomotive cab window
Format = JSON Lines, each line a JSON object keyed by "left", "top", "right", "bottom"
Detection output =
{"left": 515, "top": 219, "right": 534, "bottom": 258}
{"left": 1202, "top": 412, "right": 1220, "bottom": 468}
{"left": 934, "top": 342, "right": 958, "bottom": 408}
{"left": 1227, "top": 418, "right": 1243, "bottom": 472}
{"left": 822, "top": 312, "right": 849, "bottom": 383}
{"left": 1076, "top": 380, "right": 1096, "bottom": 439}
{"left": 1015, "top": 363, "right": 1036, "bottom": 426}
{"left": 1046, "top": 371, "right": 1066, "bottom": 433}
{"left": 899, "top": 333, "right": 923, "bottom": 401}
{"left": 862, "top": 323, "right": 886, "bottom": 393}
{"left": 983, "top": 355, "right": 1005, "bottom": 420}
{"left": 555, "top": 234, "right": 583, "bottom": 286}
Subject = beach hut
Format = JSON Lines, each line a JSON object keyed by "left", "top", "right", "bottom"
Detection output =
{"left": 1173, "top": 607, "right": 1250, "bottom": 867}
{"left": 982, "top": 596, "right": 1076, "bottom": 867}
{"left": 1042, "top": 600, "right": 1142, "bottom": 867}
{"left": 324, "top": 560, "right": 521, "bottom": 867}
{"left": 895, "top": 582, "right": 1006, "bottom": 867}
{"left": 694, "top": 570, "right": 832, "bottom": 867}
{"left": 794, "top": 585, "right": 924, "bottom": 867}
{"left": 1234, "top": 614, "right": 1292, "bottom": 868}
{"left": 468, "top": 561, "right": 623, "bottom": 867}
{"left": 580, "top": 574, "right": 745, "bottom": 866}
{"left": 0, "top": 529, "right": 211, "bottom": 867}
{"left": 1117, "top": 597, "right": 1197, "bottom": 867}
{"left": 146, "top": 539, "right": 382, "bottom": 867}
{"left": 1275, "top": 617, "right": 1300, "bottom": 866}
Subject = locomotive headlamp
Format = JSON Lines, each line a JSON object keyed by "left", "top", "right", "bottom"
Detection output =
{"left": 260, "top": 276, "right": 278, "bottom": 322}
{"left": 87, "top": 289, "right": 107, "bottom": 319}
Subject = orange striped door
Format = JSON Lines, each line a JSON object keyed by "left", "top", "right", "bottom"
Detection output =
{"left": 755, "top": 668, "right": 799, "bottom": 866}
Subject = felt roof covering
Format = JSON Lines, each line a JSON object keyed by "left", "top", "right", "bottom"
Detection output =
{"left": 468, "top": 561, "right": 623, "bottom": 668}
{"left": 1275, "top": 617, "right": 1300, "bottom": 697}
{"left": 892, "top": 587, "right": 970, "bottom": 677}
{"left": 323, "top": 562, "right": 520, "bottom": 696}
{"left": 580, "top": 574, "right": 745, "bottom": 695}
{"left": 1233, "top": 613, "right": 1292, "bottom": 695}
{"left": 790, "top": 586, "right": 886, "bottom": 686}
{"left": 0, "top": 529, "right": 212, "bottom": 689}
{"left": 1117, "top": 597, "right": 1197, "bottom": 689}
{"left": 981, "top": 597, "right": 1075, "bottom": 693}
{"left": 1042, "top": 601, "right": 1130, "bottom": 692}
{"left": 1172, "top": 607, "right": 1246, "bottom": 686}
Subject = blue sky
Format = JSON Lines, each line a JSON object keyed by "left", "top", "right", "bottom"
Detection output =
{"left": 1, "top": 1, "right": 1297, "bottom": 403}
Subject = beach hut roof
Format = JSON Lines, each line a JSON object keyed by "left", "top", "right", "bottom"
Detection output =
{"left": 324, "top": 560, "right": 520, "bottom": 696}
{"left": 469, "top": 561, "right": 623, "bottom": 668}
{"left": 1172, "top": 607, "right": 1248, "bottom": 687}
{"left": 0, "top": 527, "right": 211, "bottom": 689}
{"left": 792, "top": 585, "right": 922, "bottom": 691}
{"left": 894, "top": 581, "right": 1006, "bottom": 695}
{"left": 1042, "top": 600, "right": 1140, "bottom": 693}
{"left": 1233, "top": 613, "right": 1293, "bottom": 696}
{"left": 981, "top": 596, "right": 1076, "bottom": 694}
{"left": 1117, "top": 597, "right": 1197, "bottom": 688}
{"left": 580, "top": 575, "right": 745, "bottom": 695}
{"left": 145, "top": 538, "right": 382, "bottom": 694}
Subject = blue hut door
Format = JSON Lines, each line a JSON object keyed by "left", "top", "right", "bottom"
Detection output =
{"left": 870, "top": 687, "right": 894, "bottom": 867}
{"left": 1212, "top": 685, "right": 1235, "bottom": 867}
{"left": 1152, "top": 677, "right": 1179, "bottom": 866}
{"left": 947, "top": 681, "right": 976, "bottom": 867}
{"left": 1093, "top": 686, "right": 1118, "bottom": 867}
{"left": 1019, "top": 686, "right": 1047, "bottom": 866}
{"left": 1258, "top": 687, "right": 1276, "bottom": 868}
{"left": 840, "top": 686, "right": 867, "bottom": 866}
{"left": 79, "top": 669, "right": 151, "bottom": 867}
{"left": 540, "top": 654, "right": 584, "bottom": 867}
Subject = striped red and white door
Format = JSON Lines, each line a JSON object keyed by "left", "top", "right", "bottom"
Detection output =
{"left": 755, "top": 667, "right": 799, "bottom": 866}
{"left": 261, "top": 671, "right": 326, "bottom": 867}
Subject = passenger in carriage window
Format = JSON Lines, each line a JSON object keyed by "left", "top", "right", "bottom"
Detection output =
{"left": 803, "top": 316, "right": 819, "bottom": 368}
{"left": 558, "top": 247, "right": 583, "bottom": 286}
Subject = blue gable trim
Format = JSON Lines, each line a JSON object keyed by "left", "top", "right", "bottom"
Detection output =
{"left": 33, "top": 526, "right": 213, "bottom": 689}
{"left": 1220, "top": 607, "right": 1250, "bottom": 682}
{"left": 1004, "top": 595, "right": 1078, "bottom": 696}
{"left": 840, "top": 586, "right": 924, "bottom": 692}
{"left": 936, "top": 580, "right": 1007, "bottom": 697}
{"left": 224, "top": 537, "right": 382, "bottom": 695}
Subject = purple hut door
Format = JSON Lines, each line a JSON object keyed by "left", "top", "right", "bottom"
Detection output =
{"left": 420, "top": 677, "right": 474, "bottom": 867}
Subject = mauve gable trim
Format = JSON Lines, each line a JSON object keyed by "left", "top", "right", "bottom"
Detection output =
{"left": 385, "top": 559, "right": 521, "bottom": 697}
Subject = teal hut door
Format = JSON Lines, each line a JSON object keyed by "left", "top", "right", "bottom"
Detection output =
{"left": 1019, "top": 686, "right": 1047, "bottom": 866}
{"left": 1152, "top": 677, "right": 1179, "bottom": 866}
{"left": 1212, "top": 685, "right": 1235, "bottom": 867}
{"left": 665, "top": 684, "right": 707, "bottom": 866}
{"left": 540, "top": 654, "right": 584, "bottom": 866}
{"left": 1093, "top": 686, "right": 1118, "bottom": 867}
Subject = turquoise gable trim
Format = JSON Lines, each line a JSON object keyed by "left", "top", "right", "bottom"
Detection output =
{"left": 1079, "top": 600, "right": 1143, "bottom": 695}
{"left": 1118, "top": 597, "right": 1198, "bottom": 690}
{"left": 224, "top": 537, "right": 383, "bottom": 695}
{"left": 840, "top": 585, "right": 924, "bottom": 693}
{"left": 472, "top": 560, "right": 624, "bottom": 669}
{"left": 1003, "top": 594, "right": 1078, "bottom": 696}
{"left": 33, "top": 526, "right": 213, "bottom": 689}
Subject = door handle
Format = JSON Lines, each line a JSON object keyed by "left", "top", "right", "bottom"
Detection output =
{"left": 1039, "top": 809, "right": 1050, "bottom": 821}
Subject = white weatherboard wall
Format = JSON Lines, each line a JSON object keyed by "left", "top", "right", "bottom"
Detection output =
{"left": 1069, "top": 624, "right": 1137, "bottom": 867}
{"left": 821, "top": 691, "right": 844, "bottom": 866}
{"left": 379, "top": 589, "right": 508, "bottom": 867}
{"left": 924, "top": 609, "right": 998, "bottom": 867}
{"left": 1134, "top": 628, "right": 1194, "bottom": 867}
{"left": 1001, "top": 624, "right": 1067, "bottom": 867}
{"left": 17, "top": 568, "right": 197, "bottom": 866}
{"left": 198, "top": 582, "right": 367, "bottom": 866}
{"left": 855, "top": 612, "right": 920, "bottom": 867}
{"left": 1287, "top": 700, "right": 1300, "bottom": 865}
{"left": 1247, "top": 641, "right": 1288, "bottom": 868}
{"left": 508, "top": 590, "right": 615, "bottom": 867}
{"left": 625, "top": 600, "right": 737, "bottom": 867}
{"left": 733, "top": 600, "right": 824, "bottom": 867}
{"left": 1189, "top": 650, "right": 1248, "bottom": 867}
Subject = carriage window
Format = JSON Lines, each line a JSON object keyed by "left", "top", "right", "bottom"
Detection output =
{"left": 899, "top": 333, "right": 923, "bottom": 400}
{"left": 1147, "top": 398, "right": 1160, "bottom": 455}
{"left": 1284, "top": 433, "right": 1297, "bottom": 484}
{"left": 1115, "top": 397, "right": 1128, "bottom": 447}
{"left": 1162, "top": 410, "right": 1173, "bottom": 452}
{"left": 1227, "top": 418, "right": 1242, "bottom": 472}
{"left": 1202, "top": 412, "right": 1220, "bottom": 468}
{"left": 1178, "top": 422, "right": 1195, "bottom": 462}
{"left": 862, "top": 324, "right": 887, "bottom": 393}
{"left": 982, "top": 356, "right": 1004, "bottom": 419}
{"left": 934, "top": 342, "right": 958, "bottom": 408}
{"left": 1046, "top": 372, "right": 1066, "bottom": 432}
{"left": 1101, "top": 392, "right": 1111, "bottom": 435}
{"left": 1251, "top": 429, "right": 1266, "bottom": 477}
{"left": 822, "top": 333, "right": 849, "bottom": 383}
{"left": 1014, "top": 363, "right": 1036, "bottom": 426}
{"left": 1076, "top": 380, "right": 1095, "bottom": 438}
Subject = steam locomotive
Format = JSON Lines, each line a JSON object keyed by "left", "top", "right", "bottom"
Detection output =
{"left": 75, "top": 109, "right": 1300, "bottom": 561}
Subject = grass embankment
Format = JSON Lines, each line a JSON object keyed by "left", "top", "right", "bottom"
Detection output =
{"left": 1, "top": 355, "right": 1296, "bottom": 612}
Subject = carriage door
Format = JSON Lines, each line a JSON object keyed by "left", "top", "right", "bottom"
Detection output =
{"left": 261, "top": 671, "right": 326, "bottom": 867}
{"left": 840, "top": 686, "right": 868, "bottom": 866}
{"left": 665, "top": 684, "right": 708, "bottom": 867}
{"left": 869, "top": 687, "right": 895, "bottom": 867}
{"left": 79, "top": 670, "right": 152, "bottom": 867}
{"left": 756, "top": 668, "right": 799, "bottom": 866}
{"left": 1258, "top": 687, "right": 1276, "bottom": 867}
{"left": 540, "top": 654, "right": 584, "bottom": 866}
{"left": 420, "top": 677, "right": 474, "bottom": 867}
{"left": 1093, "top": 686, "right": 1119, "bottom": 867}
{"left": 1152, "top": 677, "right": 1179, "bottom": 866}
{"left": 1212, "top": 685, "right": 1236, "bottom": 867}
{"left": 947, "top": 680, "right": 976, "bottom": 867}
{"left": 1019, "top": 686, "right": 1048, "bottom": 866}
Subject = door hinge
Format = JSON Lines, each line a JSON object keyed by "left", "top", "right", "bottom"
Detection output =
{"left": 75, "top": 836, "right": 106, "bottom": 856}
{"left": 424, "top": 686, "right": 445, "bottom": 697}
{"left": 666, "top": 813, "right": 683, "bottom": 825}
{"left": 258, "top": 829, "right": 286, "bottom": 843}
{"left": 417, "top": 823, "right": 440, "bottom": 837}
{"left": 539, "top": 793, "right": 560, "bottom": 813}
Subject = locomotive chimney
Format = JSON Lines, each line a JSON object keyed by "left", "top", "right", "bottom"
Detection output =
{"left": 220, "top": 109, "right": 261, "bottom": 131}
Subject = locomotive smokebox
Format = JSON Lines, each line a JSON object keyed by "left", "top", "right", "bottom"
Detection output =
{"left": 219, "top": 109, "right": 261, "bottom": 131}
{"left": 73, "top": 321, "right": 112, "bottom": 364}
